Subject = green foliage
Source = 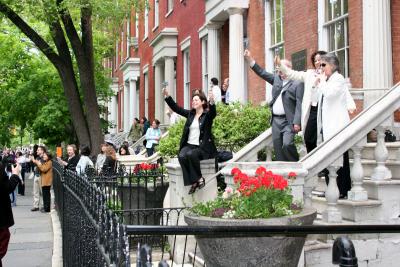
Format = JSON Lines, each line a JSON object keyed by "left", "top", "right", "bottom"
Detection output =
{"left": 158, "top": 102, "right": 272, "bottom": 158}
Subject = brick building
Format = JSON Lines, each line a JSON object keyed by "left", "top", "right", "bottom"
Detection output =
{"left": 106, "top": 0, "right": 400, "bottom": 134}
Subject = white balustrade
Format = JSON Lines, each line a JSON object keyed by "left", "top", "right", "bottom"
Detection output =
{"left": 348, "top": 140, "right": 368, "bottom": 201}
{"left": 322, "top": 164, "right": 342, "bottom": 223}
{"left": 371, "top": 125, "right": 392, "bottom": 180}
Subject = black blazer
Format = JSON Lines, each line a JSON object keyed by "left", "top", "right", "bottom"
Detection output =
{"left": 0, "top": 162, "right": 20, "bottom": 228}
{"left": 165, "top": 96, "right": 217, "bottom": 158}
{"left": 251, "top": 63, "right": 304, "bottom": 126}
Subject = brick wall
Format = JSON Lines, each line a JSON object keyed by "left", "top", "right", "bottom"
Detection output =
{"left": 392, "top": 0, "right": 400, "bottom": 122}
{"left": 246, "top": 0, "right": 266, "bottom": 104}
{"left": 220, "top": 22, "right": 230, "bottom": 87}
{"left": 284, "top": 0, "right": 318, "bottom": 70}
{"left": 348, "top": 0, "right": 363, "bottom": 89}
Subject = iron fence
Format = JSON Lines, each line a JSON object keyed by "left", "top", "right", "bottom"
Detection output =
{"left": 53, "top": 160, "right": 400, "bottom": 267}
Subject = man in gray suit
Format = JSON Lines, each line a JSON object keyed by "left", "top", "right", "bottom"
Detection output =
{"left": 244, "top": 50, "right": 304, "bottom": 161}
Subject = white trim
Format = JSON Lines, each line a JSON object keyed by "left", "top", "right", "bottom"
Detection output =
{"left": 198, "top": 24, "right": 208, "bottom": 39}
{"left": 180, "top": 36, "right": 191, "bottom": 51}
{"left": 165, "top": 9, "right": 173, "bottom": 18}
{"left": 143, "top": 64, "right": 149, "bottom": 74}
{"left": 152, "top": 25, "right": 159, "bottom": 32}
{"left": 144, "top": 6, "right": 149, "bottom": 39}
{"left": 183, "top": 48, "right": 191, "bottom": 109}
{"left": 126, "top": 19, "right": 130, "bottom": 59}
{"left": 154, "top": 0, "right": 159, "bottom": 29}
{"left": 264, "top": 0, "right": 274, "bottom": 103}
{"left": 317, "top": 0, "right": 328, "bottom": 50}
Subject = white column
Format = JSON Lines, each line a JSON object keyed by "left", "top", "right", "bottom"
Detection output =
{"left": 227, "top": 8, "right": 245, "bottom": 103}
{"left": 348, "top": 140, "right": 368, "bottom": 201}
{"left": 123, "top": 82, "right": 129, "bottom": 132}
{"left": 164, "top": 56, "right": 175, "bottom": 123}
{"left": 363, "top": 0, "right": 393, "bottom": 108}
{"left": 129, "top": 78, "right": 137, "bottom": 123}
{"left": 322, "top": 164, "right": 342, "bottom": 223}
{"left": 371, "top": 125, "right": 392, "bottom": 180}
{"left": 154, "top": 63, "right": 163, "bottom": 122}
{"left": 207, "top": 22, "right": 222, "bottom": 85}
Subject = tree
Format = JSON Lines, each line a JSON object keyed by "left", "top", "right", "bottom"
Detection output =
{"left": 0, "top": 0, "right": 145, "bottom": 154}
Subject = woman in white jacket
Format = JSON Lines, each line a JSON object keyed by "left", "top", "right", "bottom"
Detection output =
{"left": 277, "top": 51, "right": 355, "bottom": 153}
{"left": 314, "top": 53, "right": 351, "bottom": 198}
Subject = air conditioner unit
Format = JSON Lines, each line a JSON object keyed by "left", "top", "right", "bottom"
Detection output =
{"left": 129, "top": 37, "right": 139, "bottom": 49}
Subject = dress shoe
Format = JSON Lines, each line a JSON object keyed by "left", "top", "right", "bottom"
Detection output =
{"left": 31, "top": 207, "right": 39, "bottom": 212}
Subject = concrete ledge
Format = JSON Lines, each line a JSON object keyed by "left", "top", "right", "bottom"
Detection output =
{"left": 51, "top": 209, "right": 63, "bottom": 267}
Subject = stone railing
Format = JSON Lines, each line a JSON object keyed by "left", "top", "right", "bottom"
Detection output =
{"left": 220, "top": 82, "right": 400, "bottom": 223}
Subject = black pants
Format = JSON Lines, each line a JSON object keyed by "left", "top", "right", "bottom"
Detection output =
{"left": 178, "top": 144, "right": 205, "bottom": 186}
{"left": 18, "top": 168, "right": 25, "bottom": 195}
{"left": 304, "top": 105, "right": 318, "bottom": 153}
{"left": 325, "top": 151, "right": 351, "bottom": 197}
{"left": 42, "top": 186, "right": 51, "bottom": 212}
{"left": 146, "top": 144, "right": 157, "bottom": 157}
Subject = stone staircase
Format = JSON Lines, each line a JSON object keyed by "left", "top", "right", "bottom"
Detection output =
{"left": 304, "top": 141, "right": 400, "bottom": 267}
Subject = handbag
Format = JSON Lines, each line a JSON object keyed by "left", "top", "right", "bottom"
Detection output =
{"left": 217, "top": 150, "right": 233, "bottom": 163}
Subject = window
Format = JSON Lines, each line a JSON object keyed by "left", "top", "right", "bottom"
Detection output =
{"left": 154, "top": 0, "right": 159, "bottom": 29}
{"left": 144, "top": 6, "right": 149, "bottom": 39}
{"left": 270, "top": 0, "right": 284, "bottom": 58}
{"left": 183, "top": 49, "right": 190, "bottom": 109}
{"left": 201, "top": 37, "right": 208, "bottom": 93}
{"left": 324, "top": 0, "right": 349, "bottom": 77}
{"left": 167, "top": 0, "right": 174, "bottom": 14}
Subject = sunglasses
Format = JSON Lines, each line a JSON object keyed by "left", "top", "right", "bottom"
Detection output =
{"left": 320, "top": 63, "right": 327, "bottom": 67}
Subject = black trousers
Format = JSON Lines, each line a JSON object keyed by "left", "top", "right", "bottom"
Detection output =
{"left": 18, "top": 168, "right": 25, "bottom": 196}
{"left": 304, "top": 105, "right": 318, "bottom": 153}
{"left": 325, "top": 151, "right": 351, "bottom": 197}
{"left": 42, "top": 186, "right": 51, "bottom": 212}
{"left": 271, "top": 116, "right": 299, "bottom": 161}
{"left": 178, "top": 144, "right": 205, "bottom": 186}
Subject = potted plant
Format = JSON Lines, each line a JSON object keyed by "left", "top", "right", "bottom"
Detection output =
{"left": 184, "top": 166, "right": 316, "bottom": 267}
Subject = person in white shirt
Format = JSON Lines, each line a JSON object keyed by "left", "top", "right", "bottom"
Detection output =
{"left": 210, "top": 77, "right": 222, "bottom": 103}
{"left": 221, "top": 77, "right": 230, "bottom": 104}
{"left": 76, "top": 145, "right": 94, "bottom": 176}
{"left": 244, "top": 49, "right": 304, "bottom": 161}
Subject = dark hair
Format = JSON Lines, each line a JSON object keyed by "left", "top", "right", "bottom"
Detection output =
{"left": 80, "top": 145, "right": 91, "bottom": 156}
{"left": 16, "top": 151, "right": 23, "bottom": 157}
{"left": 211, "top": 77, "right": 219, "bottom": 85}
{"left": 320, "top": 53, "right": 340, "bottom": 73}
{"left": 311, "top": 50, "right": 327, "bottom": 68}
{"left": 38, "top": 145, "right": 47, "bottom": 153}
{"left": 134, "top": 117, "right": 140, "bottom": 123}
{"left": 153, "top": 119, "right": 160, "bottom": 126}
{"left": 43, "top": 151, "right": 53, "bottom": 160}
{"left": 192, "top": 89, "right": 208, "bottom": 109}
{"left": 119, "top": 145, "right": 130, "bottom": 155}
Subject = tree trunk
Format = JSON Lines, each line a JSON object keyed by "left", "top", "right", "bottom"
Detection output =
{"left": 56, "top": 64, "right": 91, "bottom": 148}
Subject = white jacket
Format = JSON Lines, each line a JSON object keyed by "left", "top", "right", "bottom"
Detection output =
{"left": 76, "top": 155, "right": 94, "bottom": 175}
{"left": 279, "top": 63, "right": 355, "bottom": 133}
{"left": 316, "top": 71, "right": 350, "bottom": 144}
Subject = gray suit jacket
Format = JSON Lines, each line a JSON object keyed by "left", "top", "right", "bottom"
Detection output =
{"left": 251, "top": 63, "right": 304, "bottom": 126}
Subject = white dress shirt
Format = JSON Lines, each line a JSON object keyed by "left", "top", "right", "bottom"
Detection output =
{"left": 211, "top": 85, "right": 222, "bottom": 103}
{"left": 272, "top": 80, "right": 288, "bottom": 115}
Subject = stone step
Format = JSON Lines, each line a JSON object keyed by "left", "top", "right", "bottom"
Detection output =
{"left": 311, "top": 196, "right": 382, "bottom": 222}
{"left": 349, "top": 141, "right": 400, "bottom": 160}
{"left": 350, "top": 159, "right": 400, "bottom": 179}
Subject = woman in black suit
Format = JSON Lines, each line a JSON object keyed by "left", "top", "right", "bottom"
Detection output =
{"left": 163, "top": 87, "right": 217, "bottom": 194}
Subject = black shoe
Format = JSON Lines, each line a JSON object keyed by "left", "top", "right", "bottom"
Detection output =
{"left": 31, "top": 207, "right": 39, "bottom": 212}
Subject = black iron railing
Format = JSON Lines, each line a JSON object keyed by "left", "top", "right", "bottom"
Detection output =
{"left": 53, "top": 159, "right": 400, "bottom": 267}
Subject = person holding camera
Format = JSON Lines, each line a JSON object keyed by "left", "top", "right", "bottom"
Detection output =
{"left": 163, "top": 86, "right": 217, "bottom": 194}
{"left": 0, "top": 162, "right": 22, "bottom": 266}
{"left": 31, "top": 151, "right": 53, "bottom": 213}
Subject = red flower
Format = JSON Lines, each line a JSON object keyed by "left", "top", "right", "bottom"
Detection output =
{"left": 231, "top": 167, "right": 241, "bottom": 176}
{"left": 255, "top": 166, "right": 267, "bottom": 177}
{"left": 288, "top": 172, "right": 297, "bottom": 178}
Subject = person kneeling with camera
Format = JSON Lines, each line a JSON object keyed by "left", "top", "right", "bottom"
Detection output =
{"left": 0, "top": 162, "right": 22, "bottom": 267}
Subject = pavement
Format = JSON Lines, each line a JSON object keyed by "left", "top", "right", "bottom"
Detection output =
{"left": 2, "top": 172, "right": 59, "bottom": 267}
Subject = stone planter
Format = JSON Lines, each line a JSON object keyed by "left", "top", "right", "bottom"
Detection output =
{"left": 118, "top": 182, "right": 169, "bottom": 225}
{"left": 184, "top": 208, "right": 317, "bottom": 267}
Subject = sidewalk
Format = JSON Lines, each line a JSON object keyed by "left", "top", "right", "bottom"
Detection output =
{"left": 3, "top": 173, "right": 53, "bottom": 267}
